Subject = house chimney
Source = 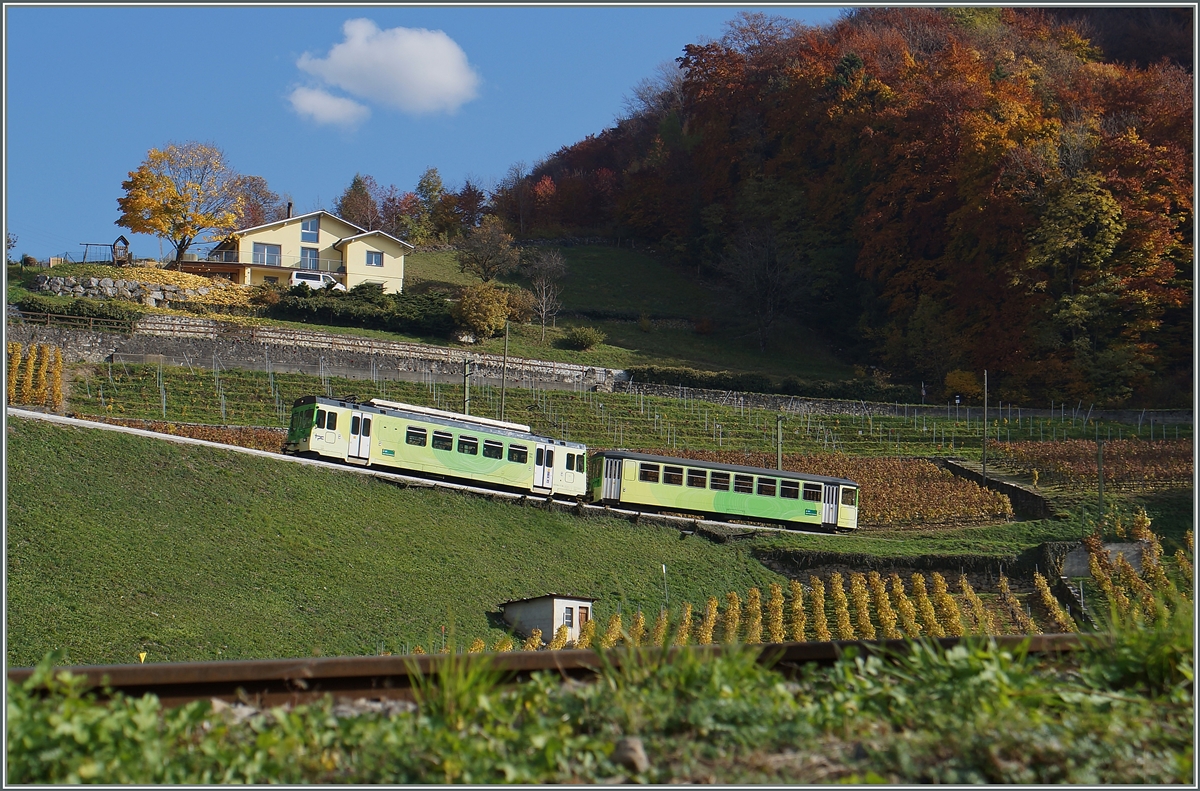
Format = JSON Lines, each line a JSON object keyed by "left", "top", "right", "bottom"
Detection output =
{"left": 286, "top": 201, "right": 293, "bottom": 219}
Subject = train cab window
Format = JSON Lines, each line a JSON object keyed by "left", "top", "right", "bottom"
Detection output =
{"left": 687, "top": 468, "right": 707, "bottom": 488}
{"left": 432, "top": 431, "right": 453, "bottom": 451}
{"left": 457, "top": 436, "right": 479, "bottom": 455}
{"left": 326, "top": 412, "right": 337, "bottom": 431}
{"left": 780, "top": 480, "right": 800, "bottom": 499}
{"left": 406, "top": 427, "right": 427, "bottom": 446}
{"left": 351, "top": 416, "right": 360, "bottom": 435}
{"left": 576, "top": 454, "right": 587, "bottom": 472}
{"left": 566, "top": 452, "right": 576, "bottom": 470}
{"left": 709, "top": 471, "right": 731, "bottom": 491}
{"left": 733, "top": 475, "right": 754, "bottom": 494}
{"left": 483, "top": 440, "right": 504, "bottom": 459}
{"left": 508, "top": 445, "right": 529, "bottom": 463}
{"left": 361, "top": 418, "right": 371, "bottom": 437}
{"left": 315, "top": 409, "right": 327, "bottom": 429}
{"left": 663, "top": 466, "right": 684, "bottom": 485}
{"left": 757, "top": 477, "right": 777, "bottom": 496}
{"left": 841, "top": 488, "right": 858, "bottom": 507}
{"left": 802, "top": 483, "right": 822, "bottom": 502}
{"left": 639, "top": 463, "right": 660, "bottom": 483}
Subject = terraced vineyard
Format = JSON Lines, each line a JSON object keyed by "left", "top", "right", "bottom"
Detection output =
{"left": 65, "top": 363, "right": 1189, "bottom": 461}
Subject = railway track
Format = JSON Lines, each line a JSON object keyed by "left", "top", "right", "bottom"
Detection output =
{"left": 7, "top": 408, "right": 833, "bottom": 537}
{"left": 7, "top": 635, "right": 1087, "bottom": 708}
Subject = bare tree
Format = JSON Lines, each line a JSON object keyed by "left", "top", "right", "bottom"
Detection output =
{"left": 525, "top": 250, "right": 566, "bottom": 342}
{"left": 717, "top": 226, "right": 800, "bottom": 351}
{"left": 455, "top": 215, "right": 520, "bottom": 282}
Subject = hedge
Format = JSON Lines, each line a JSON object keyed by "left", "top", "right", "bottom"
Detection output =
{"left": 626, "top": 365, "right": 921, "bottom": 403}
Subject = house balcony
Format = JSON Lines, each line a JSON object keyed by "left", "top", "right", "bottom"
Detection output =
{"left": 200, "top": 249, "right": 346, "bottom": 273}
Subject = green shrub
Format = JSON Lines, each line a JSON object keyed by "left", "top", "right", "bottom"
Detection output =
{"left": 563, "top": 326, "right": 606, "bottom": 351}
{"left": 16, "top": 296, "right": 140, "bottom": 328}
{"left": 266, "top": 289, "right": 454, "bottom": 337}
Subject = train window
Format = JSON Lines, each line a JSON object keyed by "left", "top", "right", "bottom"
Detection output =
{"left": 576, "top": 454, "right": 587, "bottom": 472}
{"left": 687, "top": 469, "right": 707, "bottom": 488}
{"left": 406, "top": 427, "right": 427, "bottom": 446}
{"left": 709, "top": 471, "right": 731, "bottom": 491}
{"left": 733, "top": 475, "right": 754, "bottom": 494}
{"left": 432, "top": 431, "right": 453, "bottom": 451}
{"left": 457, "top": 436, "right": 479, "bottom": 455}
{"left": 326, "top": 412, "right": 337, "bottom": 431}
{"left": 315, "top": 409, "right": 327, "bottom": 429}
{"left": 757, "top": 477, "right": 777, "bottom": 497}
{"left": 483, "top": 440, "right": 504, "bottom": 459}
{"left": 780, "top": 480, "right": 800, "bottom": 499}
{"left": 361, "top": 418, "right": 371, "bottom": 437}
{"left": 639, "top": 463, "right": 660, "bottom": 483}
{"left": 841, "top": 488, "right": 858, "bottom": 507}
{"left": 802, "top": 483, "right": 822, "bottom": 502}
{"left": 508, "top": 445, "right": 529, "bottom": 463}
{"left": 536, "top": 448, "right": 544, "bottom": 466}
{"left": 566, "top": 452, "right": 576, "bottom": 470}
{"left": 663, "top": 466, "right": 684, "bottom": 485}
{"left": 351, "top": 416, "right": 361, "bottom": 435}
{"left": 546, "top": 449, "right": 554, "bottom": 467}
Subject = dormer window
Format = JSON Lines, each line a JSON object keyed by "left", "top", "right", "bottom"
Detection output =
{"left": 301, "top": 217, "right": 319, "bottom": 243}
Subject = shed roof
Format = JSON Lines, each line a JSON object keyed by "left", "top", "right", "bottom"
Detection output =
{"left": 499, "top": 593, "right": 597, "bottom": 609}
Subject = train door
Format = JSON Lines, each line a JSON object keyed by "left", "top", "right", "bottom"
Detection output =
{"left": 822, "top": 483, "right": 839, "bottom": 527}
{"left": 534, "top": 443, "right": 554, "bottom": 492}
{"left": 348, "top": 411, "right": 371, "bottom": 464}
{"left": 602, "top": 457, "right": 622, "bottom": 501}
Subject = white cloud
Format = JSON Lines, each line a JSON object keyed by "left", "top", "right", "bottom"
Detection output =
{"left": 297, "top": 18, "right": 480, "bottom": 115}
{"left": 288, "top": 86, "right": 371, "bottom": 128}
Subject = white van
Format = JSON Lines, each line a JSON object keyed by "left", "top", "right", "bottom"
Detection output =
{"left": 290, "top": 271, "right": 346, "bottom": 291}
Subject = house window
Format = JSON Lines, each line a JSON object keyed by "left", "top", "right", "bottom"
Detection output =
{"left": 253, "top": 243, "right": 281, "bottom": 266}
{"left": 263, "top": 276, "right": 278, "bottom": 284}
{"left": 366, "top": 250, "right": 383, "bottom": 267}
{"left": 301, "top": 217, "right": 319, "bottom": 243}
{"left": 300, "top": 247, "right": 319, "bottom": 270}
{"left": 563, "top": 607, "right": 574, "bottom": 627}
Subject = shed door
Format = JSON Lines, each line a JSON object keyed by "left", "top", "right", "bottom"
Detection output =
{"left": 534, "top": 444, "right": 554, "bottom": 492}
{"left": 602, "top": 458, "right": 622, "bottom": 501}
{"left": 822, "top": 484, "right": 839, "bottom": 526}
{"left": 348, "top": 411, "right": 371, "bottom": 462}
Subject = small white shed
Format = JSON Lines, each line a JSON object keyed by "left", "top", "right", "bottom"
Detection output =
{"left": 499, "top": 593, "right": 597, "bottom": 644}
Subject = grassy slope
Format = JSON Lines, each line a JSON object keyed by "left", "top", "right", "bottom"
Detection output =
{"left": 6, "top": 418, "right": 784, "bottom": 666}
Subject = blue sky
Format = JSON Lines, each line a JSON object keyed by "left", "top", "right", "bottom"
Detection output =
{"left": 4, "top": 5, "right": 843, "bottom": 260}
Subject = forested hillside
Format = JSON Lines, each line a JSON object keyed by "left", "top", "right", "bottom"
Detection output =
{"left": 491, "top": 8, "right": 1192, "bottom": 407}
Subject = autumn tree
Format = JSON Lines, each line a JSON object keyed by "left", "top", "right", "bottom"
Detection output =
{"left": 335, "top": 174, "right": 384, "bottom": 230}
{"left": 524, "top": 249, "right": 566, "bottom": 342}
{"left": 116, "top": 141, "right": 247, "bottom": 265}
{"left": 456, "top": 215, "right": 519, "bottom": 282}
{"left": 717, "top": 226, "right": 801, "bottom": 351}
{"left": 234, "top": 176, "right": 290, "bottom": 227}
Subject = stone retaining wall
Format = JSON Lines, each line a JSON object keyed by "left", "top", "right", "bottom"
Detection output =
{"left": 937, "top": 459, "right": 1052, "bottom": 521}
{"left": 34, "top": 275, "right": 212, "bottom": 309}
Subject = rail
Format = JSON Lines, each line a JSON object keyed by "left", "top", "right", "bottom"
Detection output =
{"left": 7, "top": 634, "right": 1088, "bottom": 708}
{"left": 7, "top": 310, "right": 134, "bottom": 334}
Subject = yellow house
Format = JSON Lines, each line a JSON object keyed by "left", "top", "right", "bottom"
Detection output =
{"left": 185, "top": 210, "right": 413, "bottom": 294}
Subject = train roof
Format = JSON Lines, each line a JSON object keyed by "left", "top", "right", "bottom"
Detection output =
{"left": 293, "top": 395, "right": 587, "bottom": 449}
{"left": 594, "top": 449, "right": 858, "bottom": 486}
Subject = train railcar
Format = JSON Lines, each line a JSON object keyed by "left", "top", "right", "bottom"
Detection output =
{"left": 588, "top": 450, "right": 859, "bottom": 531}
{"left": 286, "top": 396, "right": 589, "bottom": 498}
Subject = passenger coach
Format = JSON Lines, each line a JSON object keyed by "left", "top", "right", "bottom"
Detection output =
{"left": 286, "top": 396, "right": 589, "bottom": 498}
{"left": 589, "top": 450, "right": 859, "bottom": 531}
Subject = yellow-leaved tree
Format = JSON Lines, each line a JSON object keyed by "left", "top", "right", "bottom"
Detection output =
{"left": 116, "top": 142, "right": 248, "bottom": 266}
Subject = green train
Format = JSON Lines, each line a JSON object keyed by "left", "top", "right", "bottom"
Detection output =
{"left": 589, "top": 451, "right": 859, "bottom": 532}
{"left": 285, "top": 396, "right": 859, "bottom": 531}
{"left": 285, "top": 396, "right": 589, "bottom": 498}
